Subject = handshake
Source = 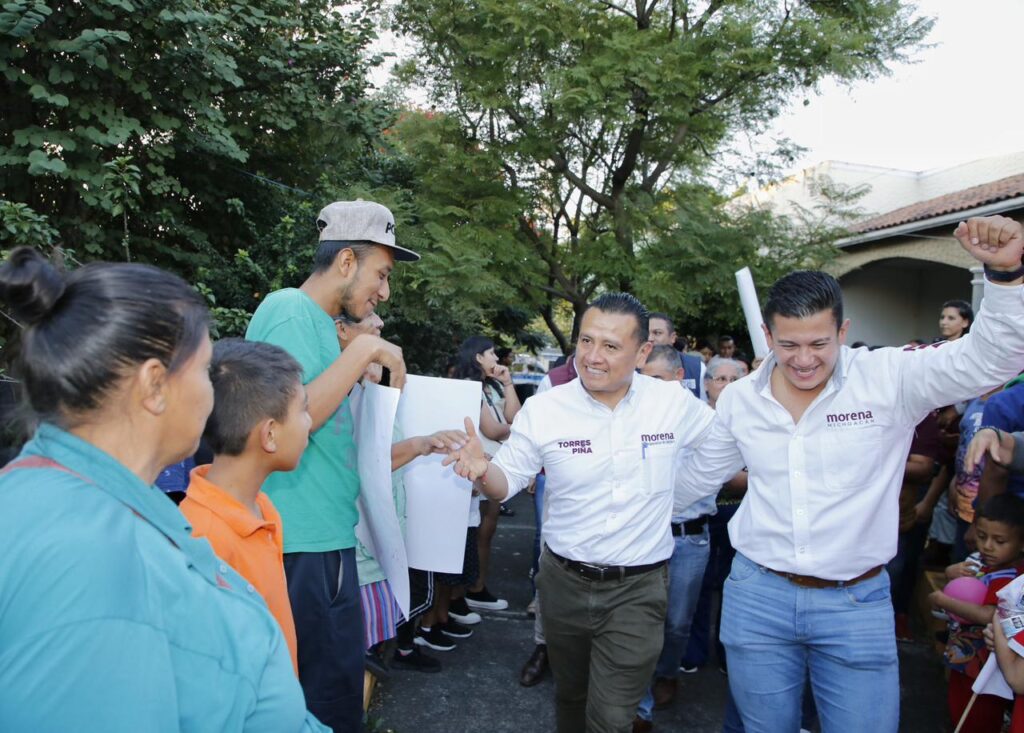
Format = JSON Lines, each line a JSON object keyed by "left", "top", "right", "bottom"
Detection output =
{"left": 440, "top": 418, "right": 491, "bottom": 483}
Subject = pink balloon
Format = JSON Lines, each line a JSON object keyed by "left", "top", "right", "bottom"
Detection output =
{"left": 943, "top": 576, "right": 989, "bottom": 623}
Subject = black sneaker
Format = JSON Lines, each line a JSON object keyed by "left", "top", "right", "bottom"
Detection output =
{"left": 449, "top": 597, "right": 483, "bottom": 625}
{"left": 465, "top": 587, "right": 509, "bottom": 611}
{"left": 441, "top": 618, "right": 474, "bottom": 639}
{"left": 392, "top": 647, "right": 442, "bottom": 673}
{"left": 415, "top": 626, "right": 456, "bottom": 651}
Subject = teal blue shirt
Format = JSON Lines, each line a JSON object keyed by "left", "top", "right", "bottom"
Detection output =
{"left": 246, "top": 288, "right": 361, "bottom": 552}
{"left": 0, "top": 424, "right": 328, "bottom": 732}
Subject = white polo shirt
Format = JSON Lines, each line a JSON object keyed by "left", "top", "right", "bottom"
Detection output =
{"left": 492, "top": 372, "right": 715, "bottom": 566}
{"left": 676, "top": 279, "right": 1024, "bottom": 581}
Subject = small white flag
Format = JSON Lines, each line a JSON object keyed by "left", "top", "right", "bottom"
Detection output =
{"left": 972, "top": 649, "right": 1015, "bottom": 700}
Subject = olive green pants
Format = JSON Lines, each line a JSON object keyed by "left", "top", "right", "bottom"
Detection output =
{"left": 536, "top": 550, "right": 668, "bottom": 733}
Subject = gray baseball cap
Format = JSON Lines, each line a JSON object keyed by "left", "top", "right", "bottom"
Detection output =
{"left": 316, "top": 200, "right": 420, "bottom": 262}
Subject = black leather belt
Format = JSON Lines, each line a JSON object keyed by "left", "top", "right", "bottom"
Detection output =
{"left": 546, "top": 546, "right": 666, "bottom": 582}
{"left": 671, "top": 515, "right": 709, "bottom": 537}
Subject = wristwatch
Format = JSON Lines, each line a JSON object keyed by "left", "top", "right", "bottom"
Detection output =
{"left": 984, "top": 263, "right": 1024, "bottom": 283}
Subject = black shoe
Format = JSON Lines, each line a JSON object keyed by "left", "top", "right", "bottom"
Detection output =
{"left": 441, "top": 618, "right": 474, "bottom": 639}
{"left": 499, "top": 504, "right": 516, "bottom": 517}
{"left": 392, "top": 647, "right": 442, "bottom": 673}
{"left": 519, "top": 644, "right": 549, "bottom": 687}
{"left": 415, "top": 626, "right": 456, "bottom": 651}
{"left": 449, "top": 597, "right": 483, "bottom": 625}
{"left": 364, "top": 651, "right": 391, "bottom": 680}
{"left": 466, "top": 587, "right": 509, "bottom": 611}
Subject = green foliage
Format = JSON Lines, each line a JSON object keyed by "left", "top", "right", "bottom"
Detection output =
{"left": 393, "top": 0, "right": 934, "bottom": 348}
{"left": 1, "top": 0, "right": 382, "bottom": 269}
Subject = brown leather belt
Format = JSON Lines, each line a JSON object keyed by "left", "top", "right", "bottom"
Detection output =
{"left": 767, "top": 565, "right": 884, "bottom": 589}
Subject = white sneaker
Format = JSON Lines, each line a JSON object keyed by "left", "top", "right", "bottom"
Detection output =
{"left": 465, "top": 588, "right": 509, "bottom": 611}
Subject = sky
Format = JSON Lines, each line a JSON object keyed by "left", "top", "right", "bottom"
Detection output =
{"left": 763, "top": 0, "right": 1024, "bottom": 173}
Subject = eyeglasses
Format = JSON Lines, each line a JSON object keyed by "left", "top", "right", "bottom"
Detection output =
{"left": 709, "top": 375, "right": 739, "bottom": 385}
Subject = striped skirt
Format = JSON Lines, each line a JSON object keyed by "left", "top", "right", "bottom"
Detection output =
{"left": 360, "top": 580, "right": 402, "bottom": 649}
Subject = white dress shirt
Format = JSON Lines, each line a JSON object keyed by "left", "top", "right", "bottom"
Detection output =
{"left": 676, "top": 279, "right": 1024, "bottom": 581}
{"left": 493, "top": 373, "right": 715, "bottom": 566}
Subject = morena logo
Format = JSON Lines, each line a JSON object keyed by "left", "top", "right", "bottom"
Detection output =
{"left": 558, "top": 439, "right": 592, "bottom": 455}
{"left": 825, "top": 410, "right": 875, "bottom": 426}
{"left": 641, "top": 432, "right": 675, "bottom": 444}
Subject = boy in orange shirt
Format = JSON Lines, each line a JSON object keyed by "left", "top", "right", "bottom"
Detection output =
{"left": 181, "top": 339, "right": 312, "bottom": 673}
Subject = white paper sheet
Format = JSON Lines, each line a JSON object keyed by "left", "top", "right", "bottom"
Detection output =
{"left": 397, "top": 375, "right": 480, "bottom": 573}
{"left": 350, "top": 382, "right": 410, "bottom": 620}
{"left": 735, "top": 266, "right": 770, "bottom": 358}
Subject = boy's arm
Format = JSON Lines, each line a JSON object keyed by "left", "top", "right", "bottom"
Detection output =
{"left": 929, "top": 591, "right": 997, "bottom": 626}
{"left": 897, "top": 216, "right": 1024, "bottom": 423}
{"left": 391, "top": 429, "right": 469, "bottom": 472}
{"left": 994, "top": 620, "right": 1024, "bottom": 694}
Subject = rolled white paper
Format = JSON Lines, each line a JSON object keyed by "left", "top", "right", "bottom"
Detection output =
{"left": 735, "top": 266, "right": 769, "bottom": 358}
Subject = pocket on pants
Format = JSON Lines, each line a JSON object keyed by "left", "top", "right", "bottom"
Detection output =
{"left": 844, "top": 575, "right": 891, "bottom": 606}
{"left": 726, "top": 555, "right": 759, "bottom": 584}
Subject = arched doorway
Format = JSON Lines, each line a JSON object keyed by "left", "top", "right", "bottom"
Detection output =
{"left": 838, "top": 257, "right": 972, "bottom": 347}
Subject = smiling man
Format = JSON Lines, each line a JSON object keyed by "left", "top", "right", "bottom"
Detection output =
{"left": 675, "top": 215, "right": 1024, "bottom": 733}
{"left": 246, "top": 200, "right": 417, "bottom": 732}
{"left": 446, "top": 293, "right": 716, "bottom": 733}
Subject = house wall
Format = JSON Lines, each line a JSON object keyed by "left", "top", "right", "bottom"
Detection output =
{"left": 840, "top": 258, "right": 972, "bottom": 347}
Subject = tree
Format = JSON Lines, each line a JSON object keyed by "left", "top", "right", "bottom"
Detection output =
{"left": 393, "top": 0, "right": 933, "bottom": 349}
{"left": 0, "top": 0, "right": 382, "bottom": 272}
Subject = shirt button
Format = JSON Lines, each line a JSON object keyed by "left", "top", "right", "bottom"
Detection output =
{"left": 794, "top": 470, "right": 802, "bottom": 478}
{"left": 219, "top": 563, "right": 229, "bottom": 574}
{"left": 796, "top": 509, "right": 805, "bottom": 516}
{"left": 798, "top": 546, "right": 807, "bottom": 553}
{"left": 247, "top": 584, "right": 256, "bottom": 594}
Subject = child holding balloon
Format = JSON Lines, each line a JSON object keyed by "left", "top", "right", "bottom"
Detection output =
{"left": 931, "top": 494, "right": 1024, "bottom": 731}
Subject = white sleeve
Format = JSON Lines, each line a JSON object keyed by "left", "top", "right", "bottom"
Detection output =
{"left": 491, "top": 401, "right": 543, "bottom": 500}
{"left": 536, "top": 375, "right": 552, "bottom": 394}
{"left": 897, "top": 280, "right": 1024, "bottom": 425}
{"left": 675, "top": 393, "right": 745, "bottom": 511}
{"left": 698, "top": 361, "right": 708, "bottom": 402}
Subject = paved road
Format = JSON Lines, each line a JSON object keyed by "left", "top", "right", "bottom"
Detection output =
{"left": 369, "top": 492, "right": 948, "bottom": 733}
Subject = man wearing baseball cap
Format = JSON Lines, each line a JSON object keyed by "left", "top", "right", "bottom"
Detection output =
{"left": 246, "top": 200, "right": 419, "bottom": 731}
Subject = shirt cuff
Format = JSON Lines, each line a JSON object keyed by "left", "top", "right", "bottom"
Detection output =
{"left": 983, "top": 277, "right": 1024, "bottom": 306}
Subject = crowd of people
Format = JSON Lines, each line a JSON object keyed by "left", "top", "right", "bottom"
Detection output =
{"left": 1, "top": 200, "right": 1023, "bottom": 733}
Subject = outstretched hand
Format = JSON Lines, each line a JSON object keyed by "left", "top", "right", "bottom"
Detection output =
{"left": 965, "top": 427, "right": 1015, "bottom": 473}
{"left": 418, "top": 428, "right": 470, "bottom": 457}
{"left": 953, "top": 215, "right": 1024, "bottom": 271}
{"left": 442, "top": 417, "right": 490, "bottom": 480}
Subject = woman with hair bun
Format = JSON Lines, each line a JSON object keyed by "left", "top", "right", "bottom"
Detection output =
{"left": 0, "top": 248, "right": 326, "bottom": 732}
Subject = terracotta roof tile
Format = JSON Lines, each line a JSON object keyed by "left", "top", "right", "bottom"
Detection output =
{"left": 851, "top": 173, "right": 1024, "bottom": 234}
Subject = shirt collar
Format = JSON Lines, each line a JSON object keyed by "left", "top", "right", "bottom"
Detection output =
{"left": 571, "top": 369, "right": 641, "bottom": 411}
{"left": 754, "top": 348, "right": 848, "bottom": 400}
{"left": 28, "top": 423, "right": 194, "bottom": 543}
{"left": 24, "top": 424, "right": 228, "bottom": 583}
{"left": 185, "top": 465, "right": 277, "bottom": 538}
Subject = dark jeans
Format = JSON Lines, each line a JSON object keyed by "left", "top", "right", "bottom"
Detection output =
{"left": 284, "top": 549, "right": 363, "bottom": 733}
{"left": 886, "top": 520, "right": 929, "bottom": 615}
{"left": 683, "top": 503, "right": 739, "bottom": 668}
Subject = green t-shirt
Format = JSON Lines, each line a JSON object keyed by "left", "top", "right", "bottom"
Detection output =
{"left": 246, "top": 288, "right": 360, "bottom": 553}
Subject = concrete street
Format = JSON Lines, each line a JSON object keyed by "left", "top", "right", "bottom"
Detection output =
{"left": 369, "top": 492, "right": 949, "bottom": 733}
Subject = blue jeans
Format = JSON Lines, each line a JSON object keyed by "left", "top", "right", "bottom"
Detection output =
{"left": 721, "top": 553, "right": 898, "bottom": 733}
{"left": 636, "top": 525, "right": 711, "bottom": 721}
{"left": 684, "top": 503, "right": 739, "bottom": 669}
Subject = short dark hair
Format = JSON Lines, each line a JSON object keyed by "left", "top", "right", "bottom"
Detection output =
{"left": 762, "top": 270, "right": 843, "bottom": 330}
{"left": 718, "top": 334, "right": 734, "bottom": 344}
{"left": 648, "top": 312, "right": 674, "bottom": 333}
{"left": 203, "top": 339, "right": 304, "bottom": 456}
{"left": 0, "top": 247, "right": 208, "bottom": 427}
{"left": 585, "top": 292, "right": 650, "bottom": 344}
{"left": 312, "top": 241, "right": 377, "bottom": 274}
{"left": 647, "top": 344, "right": 682, "bottom": 371}
{"left": 975, "top": 493, "right": 1024, "bottom": 535}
